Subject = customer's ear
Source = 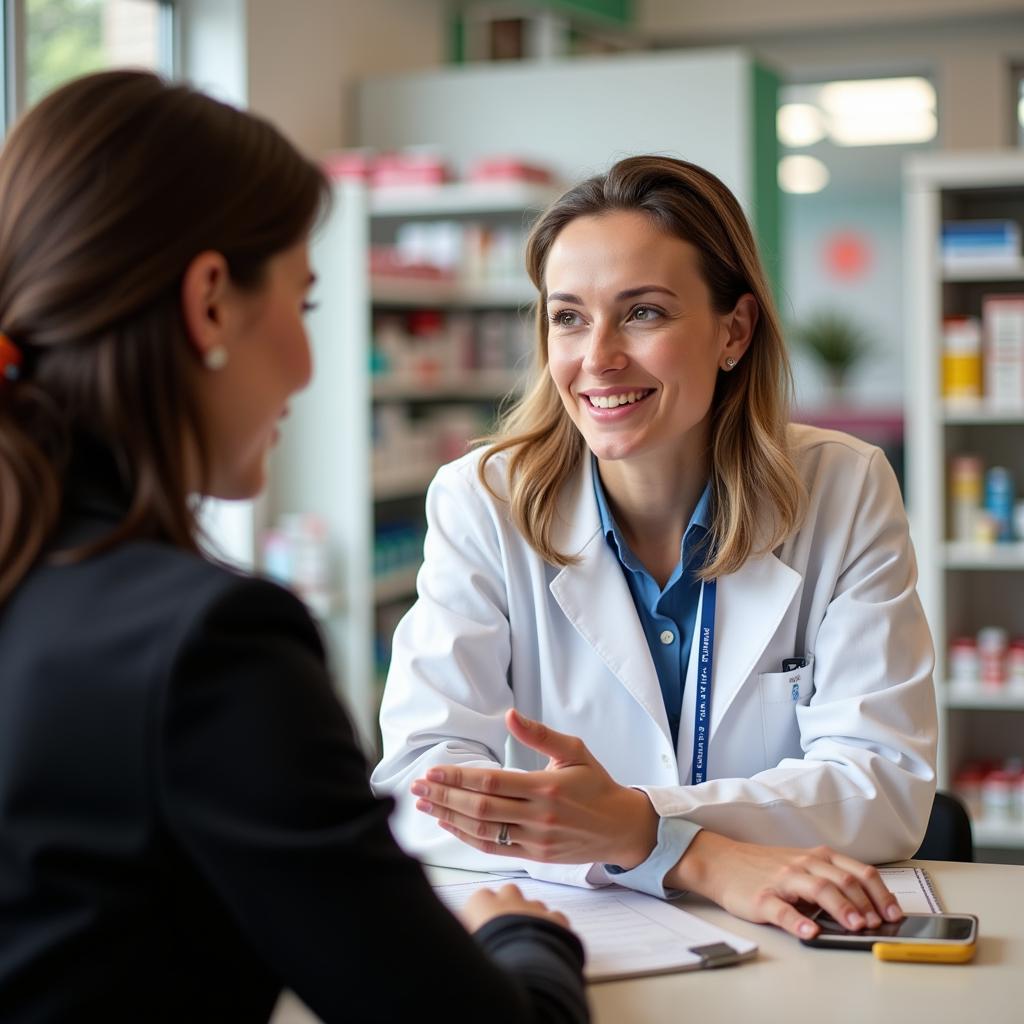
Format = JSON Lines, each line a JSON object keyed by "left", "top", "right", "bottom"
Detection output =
{"left": 181, "top": 250, "right": 235, "bottom": 365}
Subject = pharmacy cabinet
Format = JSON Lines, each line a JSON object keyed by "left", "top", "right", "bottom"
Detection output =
{"left": 271, "top": 179, "right": 558, "bottom": 750}
{"left": 906, "top": 152, "right": 1024, "bottom": 857}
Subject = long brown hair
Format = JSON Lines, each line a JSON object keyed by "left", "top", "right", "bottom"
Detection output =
{"left": 479, "top": 155, "right": 805, "bottom": 578}
{"left": 0, "top": 70, "right": 329, "bottom": 603}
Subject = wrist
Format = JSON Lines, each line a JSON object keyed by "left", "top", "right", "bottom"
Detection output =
{"left": 665, "top": 829, "right": 732, "bottom": 899}
{"left": 610, "top": 787, "right": 659, "bottom": 869}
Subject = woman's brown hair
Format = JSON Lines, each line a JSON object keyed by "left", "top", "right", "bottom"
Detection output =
{"left": 0, "top": 70, "right": 329, "bottom": 603}
{"left": 479, "top": 155, "right": 806, "bottom": 578}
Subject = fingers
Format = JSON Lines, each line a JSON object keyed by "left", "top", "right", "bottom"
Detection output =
{"left": 775, "top": 864, "right": 873, "bottom": 932}
{"left": 411, "top": 776, "right": 525, "bottom": 825}
{"left": 757, "top": 892, "right": 820, "bottom": 940}
{"left": 438, "top": 817, "right": 533, "bottom": 859}
{"left": 472, "top": 884, "right": 571, "bottom": 930}
{"left": 829, "top": 852, "right": 903, "bottom": 923}
{"left": 420, "top": 764, "right": 545, "bottom": 799}
{"left": 799, "top": 859, "right": 882, "bottom": 928}
{"left": 423, "top": 801, "right": 519, "bottom": 846}
{"left": 505, "top": 708, "right": 588, "bottom": 765}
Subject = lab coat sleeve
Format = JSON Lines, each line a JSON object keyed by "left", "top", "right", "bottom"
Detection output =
{"left": 639, "top": 448, "right": 938, "bottom": 864}
{"left": 371, "top": 459, "right": 600, "bottom": 889}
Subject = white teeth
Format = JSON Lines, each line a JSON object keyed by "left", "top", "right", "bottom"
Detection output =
{"left": 589, "top": 390, "right": 646, "bottom": 409}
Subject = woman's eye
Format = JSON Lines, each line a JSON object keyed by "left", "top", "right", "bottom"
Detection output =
{"left": 551, "top": 310, "right": 581, "bottom": 327}
{"left": 631, "top": 305, "right": 661, "bottom": 321}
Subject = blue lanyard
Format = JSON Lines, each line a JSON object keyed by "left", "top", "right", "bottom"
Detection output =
{"left": 690, "top": 578, "right": 717, "bottom": 786}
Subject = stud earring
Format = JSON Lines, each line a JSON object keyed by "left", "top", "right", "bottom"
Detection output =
{"left": 725, "top": 357, "right": 737, "bottom": 369}
{"left": 204, "top": 345, "right": 229, "bottom": 371}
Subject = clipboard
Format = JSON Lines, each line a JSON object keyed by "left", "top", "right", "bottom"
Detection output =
{"left": 435, "top": 877, "right": 757, "bottom": 982}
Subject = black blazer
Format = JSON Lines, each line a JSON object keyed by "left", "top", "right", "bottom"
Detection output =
{"left": 0, "top": 452, "right": 586, "bottom": 1023}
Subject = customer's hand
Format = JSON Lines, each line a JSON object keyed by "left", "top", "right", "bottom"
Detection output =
{"left": 460, "top": 883, "right": 572, "bottom": 933}
{"left": 410, "top": 709, "right": 659, "bottom": 869}
{"left": 668, "top": 831, "right": 903, "bottom": 939}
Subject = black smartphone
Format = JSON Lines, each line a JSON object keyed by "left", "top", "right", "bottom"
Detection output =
{"left": 799, "top": 911, "right": 978, "bottom": 950}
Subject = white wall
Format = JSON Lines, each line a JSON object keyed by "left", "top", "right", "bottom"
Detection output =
{"left": 246, "top": 0, "right": 447, "bottom": 156}
{"left": 356, "top": 49, "right": 758, "bottom": 204}
{"left": 782, "top": 191, "right": 906, "bottom": 408}
{"left": 180, "top": 0, "right": 449, "bottom": 156}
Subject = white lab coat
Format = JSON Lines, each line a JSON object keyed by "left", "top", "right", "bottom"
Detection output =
{"left": 371, "top": 424, "right": 937, "bottom": 889}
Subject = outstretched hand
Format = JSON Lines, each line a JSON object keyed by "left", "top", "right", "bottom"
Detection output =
{"left": 410, "top": 709, "right": 659, "bottom": 869}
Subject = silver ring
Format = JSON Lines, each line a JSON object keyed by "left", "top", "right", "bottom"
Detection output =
{"left": 496, "top": 822, "right": 512, "bottom": 847}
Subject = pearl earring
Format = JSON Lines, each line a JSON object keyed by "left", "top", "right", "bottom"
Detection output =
{"left": 204, "top": 346, "right": 229, "bottom": 371}
{"left": 725, "top": 357, "right": 737, "bottom": 369}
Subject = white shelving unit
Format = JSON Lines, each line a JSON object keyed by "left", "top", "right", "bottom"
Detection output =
{"left": 906, "top": 151, "right": 1024, "bottom": 857}
{"left": 280, "top": 179, "right": 558, "bottom": 751}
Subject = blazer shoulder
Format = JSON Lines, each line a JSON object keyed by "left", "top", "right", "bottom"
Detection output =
{"left": 86, "top": 540, "right": 322, "bottom": 667}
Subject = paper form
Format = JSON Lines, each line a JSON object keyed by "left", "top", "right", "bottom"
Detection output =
{"left": 435, "top": 878, "right": 757, "bottom": 981}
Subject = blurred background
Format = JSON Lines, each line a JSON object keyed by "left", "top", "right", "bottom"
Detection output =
{"left": 8, "top": 0, "right": 1024, "bottom": 863}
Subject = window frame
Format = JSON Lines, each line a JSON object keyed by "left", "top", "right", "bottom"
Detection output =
{"left": 2, "top": 0, "right": 176, "bottom": 131}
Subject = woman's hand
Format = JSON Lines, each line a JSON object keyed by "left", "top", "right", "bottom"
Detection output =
{"left": 669, "top": 831, "right": 904, "bottom": 939}
{"left": 410, "top": 709, "right": 659, "bottom": 869}
{"left": 460, "top": 883, "right": 572, "bottom": 933}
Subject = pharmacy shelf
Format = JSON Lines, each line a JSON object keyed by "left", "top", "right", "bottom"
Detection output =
{"left": 945, "top": 686, "right": 1024, "bottom": 711}
{"left": 372, "top": 370, "right": 522, "bottom": 402}
{"left": 371, "top": 276, "right": 537, "bottom": 309}
{"left": 942, "top": 401, "right": 1024, "bottom": 424}
{"left": 373, "top": 463, "right": 441, "bottom": 501}
{"left": 972, "top": 821, "right": 1024, "bottom": 849}
{"left": 369, "top": 181, "right": 561, "bottom": 218}
{"left": 906, "top": 153, "right": 1024, "bottom": 808}
{"left": 943, "top": 259, "right": 1024, "bottom": 283}
{"left": 942, "top": 542, "right": 1024, "bottom": 569}
{"left": 373, "top": 565, "right": 420, "bottom": 605}
{"left": 291, "top": 179, "right": 553, "bottom": 753}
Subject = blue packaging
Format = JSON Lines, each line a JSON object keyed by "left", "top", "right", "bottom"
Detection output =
{"left": 984, "top": 466, "right": 1015, "bottom": 542}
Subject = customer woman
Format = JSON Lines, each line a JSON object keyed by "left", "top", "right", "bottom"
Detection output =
{"left": 0, "top": 71, "right": 588, "bottom": 1023}
{"left": 373, "top": 155, "right": 937, "bottom": 941}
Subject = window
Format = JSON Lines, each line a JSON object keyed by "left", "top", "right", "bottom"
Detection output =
{"left": 6, "top": 0, "right": 173, "bottom": 122}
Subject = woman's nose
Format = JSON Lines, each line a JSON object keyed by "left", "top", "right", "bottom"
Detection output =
{"left": 581, "top": 322, "right": 628, "bottom": 375}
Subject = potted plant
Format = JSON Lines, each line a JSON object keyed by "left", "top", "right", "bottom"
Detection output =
{"left": 791, "top": 309, "right": 872, "bottom": 396}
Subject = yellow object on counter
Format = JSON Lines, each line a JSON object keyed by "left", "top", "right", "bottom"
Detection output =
{"left": 872, "top": 942, "right": 976, "bottom": 964}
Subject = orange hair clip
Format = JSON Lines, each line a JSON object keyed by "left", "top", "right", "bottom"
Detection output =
{"left": 0, "top": 332, "right": 22, "bottom": 383}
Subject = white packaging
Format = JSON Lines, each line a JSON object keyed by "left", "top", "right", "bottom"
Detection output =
{"left": 983, "top": 295, "right": 1024, "bottom": 407}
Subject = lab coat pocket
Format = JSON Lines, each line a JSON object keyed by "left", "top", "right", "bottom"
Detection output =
{"left": 758, "top": 658, "right": 814, "bottom": 767}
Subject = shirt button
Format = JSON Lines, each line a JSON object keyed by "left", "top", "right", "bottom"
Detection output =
{"left": 659, "top": 629, "right": 675, "bottom": 645}
{"left": 662, "top": 754, "right": 672, "bottom": 767}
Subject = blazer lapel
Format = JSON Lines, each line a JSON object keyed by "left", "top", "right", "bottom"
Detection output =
{"left": 547, "top": 457, "right": 672, "bottom": 739}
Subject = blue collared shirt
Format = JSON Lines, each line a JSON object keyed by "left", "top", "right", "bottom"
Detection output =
{"left": 593, "top": 460, "right": 713, "bottom": 749}
{"left": 591, "top": 459, "right": 710, "bottom": 898}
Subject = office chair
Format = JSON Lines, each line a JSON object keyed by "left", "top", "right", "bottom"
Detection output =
{"left": 912, "top": 790, "right": 974, "bottom": 862}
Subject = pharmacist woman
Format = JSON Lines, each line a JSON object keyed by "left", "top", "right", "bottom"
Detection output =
{"left": 372, "top": 156, "right": 937, "bottom": 940}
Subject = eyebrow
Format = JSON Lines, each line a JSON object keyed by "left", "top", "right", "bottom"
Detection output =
{"left": 546, "top": 285, "right": 677, "bottom": 304}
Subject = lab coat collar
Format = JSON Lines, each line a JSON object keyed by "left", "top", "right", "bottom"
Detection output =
{"left": 549, "top": 455, "right": 802, "bottom": 748}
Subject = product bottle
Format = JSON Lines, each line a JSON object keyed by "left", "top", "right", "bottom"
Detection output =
{"left": 984, "top": 467, "right": 1015, "bottom": 542}
{"left": 950, "top": 455, "right": 983, "bottom": 543}
{"left": 977, "top": 626, "right": 1008, "bottom": 689}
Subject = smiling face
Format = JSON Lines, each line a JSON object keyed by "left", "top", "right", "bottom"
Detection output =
{"left": 544, "top": 210, "right": 752, "bottom": 472}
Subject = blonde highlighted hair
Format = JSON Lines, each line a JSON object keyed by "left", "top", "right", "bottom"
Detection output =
{"left": 479, "top": 155, "right": 806, "bottom": 578}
